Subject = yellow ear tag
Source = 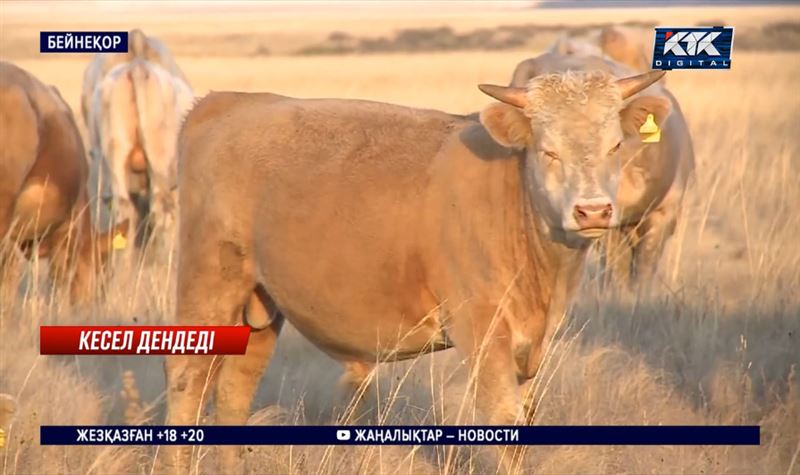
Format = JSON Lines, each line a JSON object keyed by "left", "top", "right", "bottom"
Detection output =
{"left": 639, "top": 113, "right": 661, "bottom": 143}
{"left": 112, "top": 232, "right": 127, "bottom": 250}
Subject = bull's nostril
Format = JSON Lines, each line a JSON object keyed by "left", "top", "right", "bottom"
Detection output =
{"left": 572, "top": 205, "right": 589, "bottom": 223}
{"left": 574, "top": 202, "right": 613, "bottom": 228}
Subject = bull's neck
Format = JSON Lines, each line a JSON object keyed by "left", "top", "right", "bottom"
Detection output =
{"left": 515, "top": 162, "right": 590, "bottom": 318}
{"left": 523, "top": 202, "right": 589, "bottom": 275}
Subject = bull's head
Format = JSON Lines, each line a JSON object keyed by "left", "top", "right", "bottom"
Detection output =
{"left": 477, "top": 70, "right": 669, "bottom": 244}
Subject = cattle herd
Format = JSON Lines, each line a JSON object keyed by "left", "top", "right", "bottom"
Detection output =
{"left": 0, "top": 25, "right": 695, "bottom": 474}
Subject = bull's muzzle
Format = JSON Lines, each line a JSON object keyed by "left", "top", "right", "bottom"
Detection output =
{"left": 573, "top": 202, "right": 613, "bottom": 238}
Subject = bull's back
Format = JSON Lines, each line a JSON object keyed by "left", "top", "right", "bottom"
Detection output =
{"left": 180, "top": 92, "right": 459, "bottom": 191}
{"left": 180, "top": 92, "right": 462, "bottom": 250}
{"left": 661, "top": 89, "right": 695, "bottom": 185}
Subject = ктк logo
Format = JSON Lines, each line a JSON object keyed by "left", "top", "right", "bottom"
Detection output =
{"left": 652, "top": 27, "right": 734, "bottom": 70}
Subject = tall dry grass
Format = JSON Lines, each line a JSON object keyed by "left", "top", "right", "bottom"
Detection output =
{"left": 1, "top": 8, "right": 799, "bottom": 474}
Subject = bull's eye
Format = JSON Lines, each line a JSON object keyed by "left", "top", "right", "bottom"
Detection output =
{"left": 608, "top": 141, "right": 622, "bottom": 155}
{"left": 543, "top": 150, "right": 559, "bottom": 162}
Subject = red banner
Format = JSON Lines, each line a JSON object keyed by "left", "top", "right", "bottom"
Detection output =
{"left": 40, "top": 326, "right": 251, "bottom": 355}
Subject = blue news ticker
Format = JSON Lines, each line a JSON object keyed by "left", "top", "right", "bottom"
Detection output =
{"left": 40, "top": 425, "right": 760, "bottom": 446}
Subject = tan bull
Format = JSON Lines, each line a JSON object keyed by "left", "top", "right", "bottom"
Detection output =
{"left": 599, "top": 25, "right": 656, "bottom": 73}
{"left": 548, "top": 25, "right": 656, "bottom": 75}
{"left": 85, "top": 44, "right": 193, "bottom": 249}
{"left": 509, "top": 53, "right": 695, "bottom": 287}
{"left": 0, "top": 62, "right": 128, "bottom": 303}
{"left": 161, "top": 70, "right": 667, "bottom": 473}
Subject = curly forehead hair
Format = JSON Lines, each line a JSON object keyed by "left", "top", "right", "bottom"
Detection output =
{"left": 523, "top": 70, "right": 623, "bottom": 119}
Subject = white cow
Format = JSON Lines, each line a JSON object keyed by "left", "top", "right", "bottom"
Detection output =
{"left": 84, "top": 31, "right": 193, "bottom": 248}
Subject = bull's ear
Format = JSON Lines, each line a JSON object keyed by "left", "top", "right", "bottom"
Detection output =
{"left": 480, "top": 103, "right": 532, "bottom": 149}
{"left": 97, "top": 219, "right": 131, "bottom": 259}
{"left": 619, "top": 95, "right": 672, "bottom": 137}
{"left": 114, "top": 219, "right": 131, "bottom": 240}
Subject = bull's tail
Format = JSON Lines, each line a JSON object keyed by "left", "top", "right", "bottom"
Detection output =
{"left": 128, "top": 59, "right": 184, "bottom": 187}
{"left": 127, "top": 59, "right": 149, "bottom": 166}
{"left": 129, "top": 29, "right": 149, "bottom": 60}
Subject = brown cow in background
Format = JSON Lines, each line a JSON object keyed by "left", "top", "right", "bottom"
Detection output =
{"left": 599, "top": 25, "right": 656, "bottom": 73}
{"left": 0, "top": 62, "right": 128, "bottom": 303}
{"left": 549, "top": 25, "right": 657, "bottom": 75}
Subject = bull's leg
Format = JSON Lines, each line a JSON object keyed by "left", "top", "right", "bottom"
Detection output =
{"left": 215, "top": 287, "right": 283, "bottom": 475}
{"left": 632, "top": 206, "right": 678, "bottom": 289}
{"left": 132, "top": 192, "right": 151, "bottom": 249}
{"left": 160, "top": 239, "right": 253, "bottom": 475}
{"left": 162, "top": 357, "right": 218, "bottom": 475}
{"left": 0, "top": 199, "right": 22, "bottom": 306}
{"left": 44, "top": 213, "right": 93, "bottom": 304}
{"left": 518, "top": 308, "right": 564, "bottom": 426}
{"left": 336, "top": 361, "right": 375, "bottom": 422}
{"left": 448, "top": 303, "right": 527, "bottom": 474}
{"left": 148, "top": 189, "right": 178, "bottom": 246}
{"left": 339, "top": 361, "right": 374, "bottom": 395}
{"left": 65, "top": 230, "right": 97, "bottom": 305}
{"left": 45, "top": 225, "right": 74, "bottom": 300}
{"left": 0, "top": 192, "right": 15, "bottom": 242}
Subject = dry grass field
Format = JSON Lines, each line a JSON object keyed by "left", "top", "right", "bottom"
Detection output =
{"left": 1, "top": 2, "right": 800, "bottom": 474}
